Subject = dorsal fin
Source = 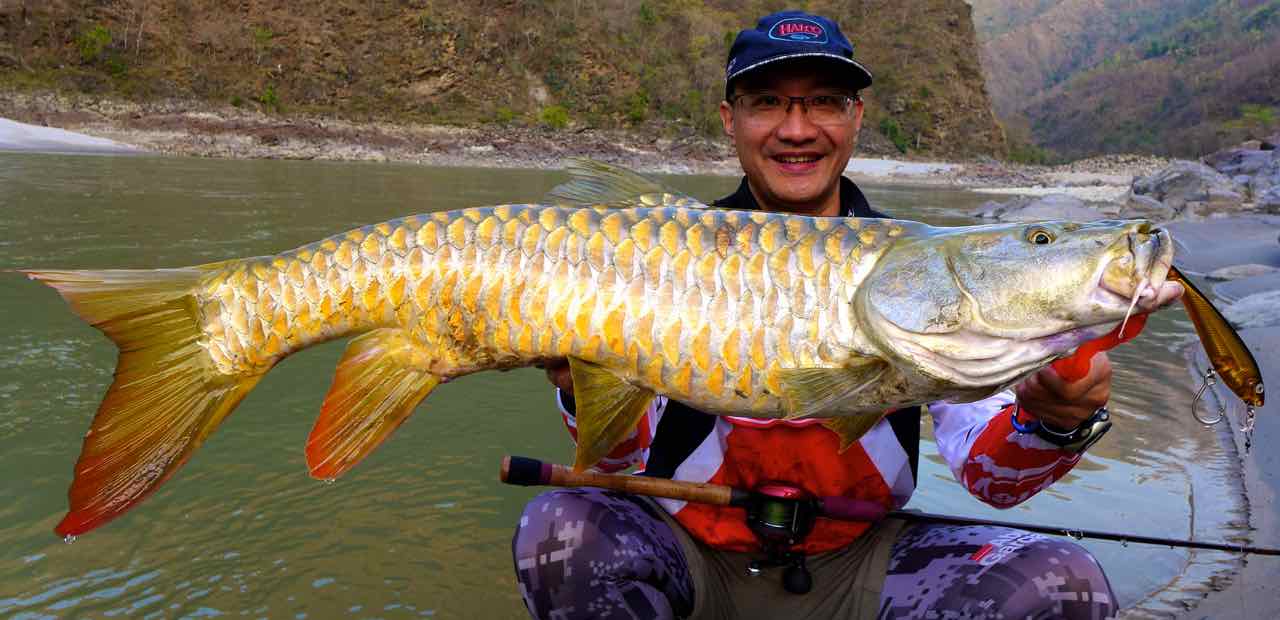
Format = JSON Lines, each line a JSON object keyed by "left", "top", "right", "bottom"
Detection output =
{"left": 545, "top": 158, "right": 711, "bottom": 209}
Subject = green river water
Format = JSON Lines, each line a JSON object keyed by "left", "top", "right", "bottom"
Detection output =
{"left": 0, "top": 153, "right": 1248, "bottom": 618}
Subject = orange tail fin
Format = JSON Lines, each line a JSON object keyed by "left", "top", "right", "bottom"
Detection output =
{"left": 23, "top": 267, "right": 265, "bottom": 537}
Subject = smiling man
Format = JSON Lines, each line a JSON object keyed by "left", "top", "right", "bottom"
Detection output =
{"left": 512, "top": 10, "right": 1180, "bottom": 619}
{"left": 718, "top": 63, "right": 866, "bottom": 218}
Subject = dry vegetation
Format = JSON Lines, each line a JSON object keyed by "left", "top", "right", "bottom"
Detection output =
{"left": 0, "top": 0, "right": 1007, "bottom": 159}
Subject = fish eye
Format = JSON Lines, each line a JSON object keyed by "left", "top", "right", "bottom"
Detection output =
{"left": 1026, "top": 228, "right": 1055, "bottom": 245}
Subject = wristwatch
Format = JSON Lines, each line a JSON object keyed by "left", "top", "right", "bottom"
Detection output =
{"left": 1012, "top": 404, "right": 1112, "bottom": 454}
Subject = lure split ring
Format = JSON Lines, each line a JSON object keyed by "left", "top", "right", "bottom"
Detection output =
{"left": 1191, "top": 368, "right": 1226, "bottom": 426}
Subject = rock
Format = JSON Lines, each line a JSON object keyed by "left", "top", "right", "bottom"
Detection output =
{"left": 1222, "top": 289, "right": 1280, "bottom": 330}
{"left": 1203, "top": 145, "right": 1275, "bottom": 177}
{"left": 1165, "top": 215, "right": 1280, "bottom": 274}
{"left": 1249, "top": 156, "right": 1280, "bottom": 202}
{"left": 1132, "top": 160, "right": 1246, "bottom": 211}
{"left": 1206, "top": 264, "right": 1280, "bottom": 281}
{"left": 972, "top": 200, "right": 1006, "bottom": 219}
{"left": 1260, "top": 186, "right": 1280, "bottom": 213}
{"left": 1118, "top": 193, "right": 1178, "bottom": 221}
{"left": 1263, "top": 133, "right": 1280, "bottom": 150}
{"left": 968, "top": 194, "right": 1106, "bottom": 222}
{"left": 1213, "top": 270, "right": 1280, "bottom": 303}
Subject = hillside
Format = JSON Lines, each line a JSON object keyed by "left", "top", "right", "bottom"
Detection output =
{"left": 968, "top": 0, "right": 1280, "bottom": 158}
{"left": 0, "top": 1, "right": 1006, "bottom": 159}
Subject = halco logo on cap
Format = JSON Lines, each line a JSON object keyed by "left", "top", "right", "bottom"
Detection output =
{"left": 768, "top": 18, "right": 828, "bottom": 44}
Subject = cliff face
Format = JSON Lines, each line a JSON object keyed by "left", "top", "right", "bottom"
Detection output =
{"left": 969, "top": 0, "right": 1280, "bottom": 157}
{"left": 0, "top": 0, "right": 1006, "bottom": 158}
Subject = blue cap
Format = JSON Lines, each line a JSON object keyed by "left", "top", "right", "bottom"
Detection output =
{"left": 725, "top": 11, "right": 872, "bottom": 96}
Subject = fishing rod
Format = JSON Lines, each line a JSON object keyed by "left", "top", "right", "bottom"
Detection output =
{"left": 500, "top": 455, "right": 1280, "bottom": 558}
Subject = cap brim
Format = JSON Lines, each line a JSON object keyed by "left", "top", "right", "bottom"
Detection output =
{"left": 727, "top": 53, "right": 873, "bottom": 91}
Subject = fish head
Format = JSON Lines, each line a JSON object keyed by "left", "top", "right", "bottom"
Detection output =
{"left": 856, "top": 219, "right": 1174, "bottom": 388}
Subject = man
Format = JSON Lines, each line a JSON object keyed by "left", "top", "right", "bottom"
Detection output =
{"left": 513, "top": 10, "right": 1181, "bottom": 619}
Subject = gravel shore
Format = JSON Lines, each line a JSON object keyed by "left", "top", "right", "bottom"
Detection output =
{"left": 1, "top": 91, "right": 1170, "bottom": 195}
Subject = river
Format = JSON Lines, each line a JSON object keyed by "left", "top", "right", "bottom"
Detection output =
{"left": 0, "top": 153, "right": 1247, "bottom": 618}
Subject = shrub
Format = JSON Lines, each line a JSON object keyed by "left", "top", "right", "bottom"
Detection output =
{"left": 1007, "top": 140, "right": 1055, "bottom": 165}
{"left": 104, "top": 57, "right": 128, "bottom": 77}
{"left": 77, "top": 25, "right": 111, "bottom": 64}
{"left": 256, "top": 85, "right": 282, "bottom": 112}
{"left": 494, "top": 106, "right": 517, "bottom": 124}
{"left": 538, "top": 105, "right": 570, "bottom": 129}
{"left": 879, "top": 118, "right": 910, "bottom": 154}
{"left": 626, "top": 91, "right": 649, "bottom": 123}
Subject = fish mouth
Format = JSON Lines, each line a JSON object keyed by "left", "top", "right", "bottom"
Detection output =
{"left": 1095, "top": 223, "right": 1175, "bottom": 311}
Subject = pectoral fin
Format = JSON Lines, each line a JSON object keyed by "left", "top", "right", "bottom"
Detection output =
{"left": 824, "top": 415, "right": 886, "bottom": 452}
{"left": 568, "top": 357, "right": 654, "bottom": 471}
{"left": 307, "top": 328, "right": 439, "bottom": 479}
{"left": 776, "top": 356, "right": 888, "bottom": 420}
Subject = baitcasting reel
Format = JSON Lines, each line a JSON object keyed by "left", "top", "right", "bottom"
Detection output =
{"left": 745, "top": 483, "right": 819, "bottom": 594}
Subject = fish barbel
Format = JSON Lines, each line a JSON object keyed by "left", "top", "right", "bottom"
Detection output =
{"left": 21, "top": 166, "right": 1176, "bottom": 537}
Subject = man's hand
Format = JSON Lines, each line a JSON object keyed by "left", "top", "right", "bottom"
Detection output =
{"left": 1016, "top": 352, "right": 1111, "bottom": 431}
{"left": 544, "top": 359, "right": 573, "bottom": 396}
{"left": 1016, "top": 280, "right": 1184, "bottom": 431}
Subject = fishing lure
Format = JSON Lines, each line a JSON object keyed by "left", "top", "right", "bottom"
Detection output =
{"left": 1168, "top": 267, "right": 1265, "bottom": 444}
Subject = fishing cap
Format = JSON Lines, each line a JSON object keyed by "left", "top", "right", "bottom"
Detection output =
{"left": 725, "top": 11, "right": 873, "bottom": 99}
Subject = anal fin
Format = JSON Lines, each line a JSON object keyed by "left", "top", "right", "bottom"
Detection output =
{"left": 568, "top": 357, "right": 654, "bottom": 471}
{"left": 307, "top": 328, "right": 439, "bottom": 479}
{"left": 776, "top": 356, "right": 888, "bottom": 420}
{"left": 823, "top": 415, "right": 886, "bottom": 453}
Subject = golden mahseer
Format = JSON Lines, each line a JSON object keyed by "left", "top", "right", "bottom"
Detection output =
{"left": 21, "top": 162, "right": 1178, "bottom": 536}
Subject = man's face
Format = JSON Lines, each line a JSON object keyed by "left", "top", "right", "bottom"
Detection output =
{"left": 719, "top": 61, "right": 863, "bottom": 216}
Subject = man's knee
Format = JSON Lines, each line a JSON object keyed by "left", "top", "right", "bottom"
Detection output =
{"left": 511, "top": 488, "right": 692, "bottom": 620}
{"left": 512, "top": 488, "right": 602, "bottom": 573}
{"left": 995, "top": 537, "right": 1116, "bottom": 618}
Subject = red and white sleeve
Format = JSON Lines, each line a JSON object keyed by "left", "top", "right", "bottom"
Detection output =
{"left": 931, "top": 391, "right": 1083, "bottom": 508}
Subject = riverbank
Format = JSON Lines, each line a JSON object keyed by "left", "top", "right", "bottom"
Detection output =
{"left": 0, "top": 91, "right": 1169, "bottom": 196}
{"left": 1166, "top": 216, "right": 1280, "bottom": 620}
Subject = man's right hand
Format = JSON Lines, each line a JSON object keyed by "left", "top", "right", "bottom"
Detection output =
{"left": 544, "top": 359, "right": 573, "bottom": 396}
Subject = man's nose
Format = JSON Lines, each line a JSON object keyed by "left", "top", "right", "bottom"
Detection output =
{"left": 775, "top": 100, "right": 821, "bottom": 142}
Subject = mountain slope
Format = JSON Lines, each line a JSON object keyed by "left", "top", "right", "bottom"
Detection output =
{"left": 969, "top": 0, "right": 1280, "bottom": 157}
{"left": 0, "top": 1, "right": 1006, "bottom": 158}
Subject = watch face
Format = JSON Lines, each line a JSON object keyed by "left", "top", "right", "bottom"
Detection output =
{"left": 1069, "top": 419, "right": 1112, "bottom": 454}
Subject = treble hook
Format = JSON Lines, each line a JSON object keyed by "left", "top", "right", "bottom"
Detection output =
{"left": 1191, "top": 368, "right": 1226, "bottom": 425}
{"left": 1241, "top": 405, "right": 1257, "bottom": 433}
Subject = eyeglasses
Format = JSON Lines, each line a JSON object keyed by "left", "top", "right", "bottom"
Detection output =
{"left": 730, "top": 93, "right": 859, "bottom": 126}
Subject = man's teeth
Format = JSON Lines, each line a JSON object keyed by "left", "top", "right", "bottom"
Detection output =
{"left": 777, "top": 156, "right": 819, "bottom": 163}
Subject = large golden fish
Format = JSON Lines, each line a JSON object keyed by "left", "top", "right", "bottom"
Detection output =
{"left": 21, "top": 162, "right": 1176, "bottom": 536}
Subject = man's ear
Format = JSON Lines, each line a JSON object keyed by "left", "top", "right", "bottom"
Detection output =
{"left": 851, "top": 98, "right": 864, "bottom": 143}
{"left": 719, "top": 100, "right": 735, "bottom": 138}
